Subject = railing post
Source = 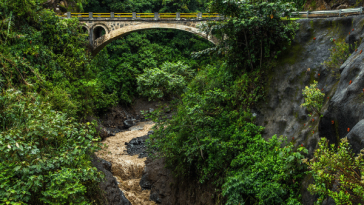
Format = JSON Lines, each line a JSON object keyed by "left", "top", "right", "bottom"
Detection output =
{"left": 339, "top": 9, "right": 341, "bottom": 17}
{"left": 219, "top": 14, "right": 224, "bottom": 20}
{"left": 306, "top": 10, "right": 309, "bottom": 18}
{"left": 67, "top": 12, "right": 71, "bottom": 18}
{"left": 176, "top": 12, "right": 180, "bottom": 20}
{"left": 198, "top": 12, "right": 202, "bottom": 20}
{"left": 110, "top": 12, "right": 114, "bottom": 19}
{"left": 154, "top": 12, "right": 159, "bottom": 20}
{"left": 89, "top": 12, "right": 93, "bottom": 19}
{"left": 132, "top": 12, "right": 136, "bottom": 20}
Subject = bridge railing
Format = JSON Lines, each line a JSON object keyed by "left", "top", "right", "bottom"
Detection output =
{"left": 288, "top": 7, "right": 363, "bottom": 18}
{"left": 60, "top": 12, "right": 221, "bottom": 20}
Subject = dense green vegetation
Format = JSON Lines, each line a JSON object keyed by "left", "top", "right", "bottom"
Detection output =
{"left": 93, "top": 30, "right": 212, "bottom": 104}
{"left": 3, "top": 0, "right": 359, "bottom": 204}
{"left": 0, "top": 0, "right": 110, "bottom": 204}
{"left": 146, "top": 1, "right": 311, "bottom": 204}
{"left": 305, "top": 138, "right": 364, "bottom": 205}
{"left": 85, "top": 0, "right": 208, "bottom": 13}
{"left": 84, "top": 0, "right": 214, "bottom": 104}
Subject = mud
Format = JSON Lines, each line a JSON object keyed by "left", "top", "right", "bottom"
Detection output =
{"left": 96, "top": 121, "right": 156, "bottom": 205}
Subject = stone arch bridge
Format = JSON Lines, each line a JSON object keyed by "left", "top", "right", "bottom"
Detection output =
{"left": 62, "top": 12, "right": 222, "bottom": 56}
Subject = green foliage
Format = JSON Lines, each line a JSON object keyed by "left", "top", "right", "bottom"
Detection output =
{"left": 84, "top": 0, "right": 208, "bottom": 13}
{"left": 0, "top": 89, "right": 102, "bottom": 204}
{"left": 136, "top": 61, "right": 194, "bottom": 101}
{"left": 223, "top": 136, "right": 307, "bottom": 205}
{"left": 146, "top": 61, "right": 306, "bottom": 203}
{"left": 301, "top": 80, "right": 325, "bottom": 116}
{"left": 195, "top": 0, "right": 299, "bottom": 71}
{"left": 146, "top": 63, "right": 262, "bottom": 180}
{"left": 94, "top": 30, "right": 213, "bottom": 104}
{"left": 142, "top": 1, "right": 304, "bottom": 204}
{"left": 323, "top": 39, "right": 358, "bottom": 69}
{"left": 304, "top": 138, "right": 364, "bottom": 205}
{"left": 0, "top": 0, "right": 117, "bottom": 117}
{"left": 0, "top": 1, "right": 112, "bottom": 204}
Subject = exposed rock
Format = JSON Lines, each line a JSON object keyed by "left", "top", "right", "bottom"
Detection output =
{"left": 346, "top": 120, "right": 364, "bottom": 154}
{"left": 255, "top": 16, "right": 364, "bottom": 205}
{"left": 126, "top": 135, "right": 149, "bottom": 158}
{"left": 256, "top": 17, "right": 358, "bottom": 156}
{"left": 141, "top": 157, "right": 220, "bottom": 205}
{"left": 124, "top": 119, "right": 136, "bottom": 129}
{"left": 91, "top": 156, "right": 131, "bottom": 205}
{"left": 98, "top": 100, "right": 170, "bottom": 137}
{"left": 320, "top": 21, "right": 364, "bottom": 147}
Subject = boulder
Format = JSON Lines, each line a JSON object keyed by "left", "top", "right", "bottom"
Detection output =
{"left": 347, "top": 120, "right": 364, "bottom": 154}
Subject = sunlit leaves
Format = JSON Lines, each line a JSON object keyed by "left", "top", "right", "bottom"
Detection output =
{"left": 300, "top": 80, "right": 325, "bottom": 115}
{"left": 305, "top": 138, "right": 364, "bottom": 204}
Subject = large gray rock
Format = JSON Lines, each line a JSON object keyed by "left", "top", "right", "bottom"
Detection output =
{"left": 347, "top": 120, "right": 364, "bottom": 154}
{"left": 320, "top": 24, "right": 364, "bottom": 146}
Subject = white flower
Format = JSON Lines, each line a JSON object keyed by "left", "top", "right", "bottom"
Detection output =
{"left": 16, "top": 142, "right": 19, "bottom": 148}
{"left": 7, "top": 144, "right": 11, "bottom": 149}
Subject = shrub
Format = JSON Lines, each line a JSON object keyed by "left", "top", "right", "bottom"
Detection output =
{"left": 304, "top": 137, "right": 364, "bottom": 205}
{"left": 222, "top": 135, "right": 307, "bottom": 205}
{"left": 323, "top": 39, "right": 358, "bottom": 69}
{"left": 0, "top": 89, "right": 103, "bottom": 204}
{"left": 136, "top": 61, "right": 194, "bottom": 101}
{"left": 301, "top": 80, "right": 325, "bottom": 116}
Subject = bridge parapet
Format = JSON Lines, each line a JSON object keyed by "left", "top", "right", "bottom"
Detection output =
{"left": 60, "top": 12, "right": 223, "bottom": 21}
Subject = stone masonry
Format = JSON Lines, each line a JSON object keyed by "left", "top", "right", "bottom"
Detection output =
{"left": 77, "top": 17, "right": 220, "bottom": 56}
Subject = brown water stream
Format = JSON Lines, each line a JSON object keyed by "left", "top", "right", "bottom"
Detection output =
{"left": 96, "top": 122, "right": 156, "bottom": 205}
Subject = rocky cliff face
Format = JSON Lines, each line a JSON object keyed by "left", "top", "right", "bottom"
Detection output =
{"left": 256, "top": 16, "right": 364, "bottom": 155}
{"left": 255, "top": 15, "right": 364, "bottom": 204}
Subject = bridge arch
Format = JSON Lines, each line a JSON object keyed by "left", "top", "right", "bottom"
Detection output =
{"left": 91, "top": 23, "right": 217, "bottom": 56}
{"left": 91, "top": 23, "right": 110, "bottom": 42}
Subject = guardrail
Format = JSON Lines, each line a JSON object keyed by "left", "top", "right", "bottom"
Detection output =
{"left": 290, "top": 7, "right": 363, "bottom": 18}
{"left": 59, "top": 12, "right": 221, "bottom": 20}
{"left": 58, "top": 7, "right": 364, "bottom": 20}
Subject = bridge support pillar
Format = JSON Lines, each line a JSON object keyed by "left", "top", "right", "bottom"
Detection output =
{"left": 89, "top": 28, "right": 94, "bottom": 49}
{"left": 176, "top": 12, "right": 180, "bottom": 20}
{"left": 154, "top": 12, "right": 159, "bottom": 20}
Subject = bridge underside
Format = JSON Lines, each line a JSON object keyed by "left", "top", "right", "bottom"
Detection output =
{"left": 79, "top": 20, "right": 218, "bottom": 56}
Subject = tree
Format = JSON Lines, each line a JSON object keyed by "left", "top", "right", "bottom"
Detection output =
{"left": 194, "top": 0, "right": 299, "bottom": 71}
